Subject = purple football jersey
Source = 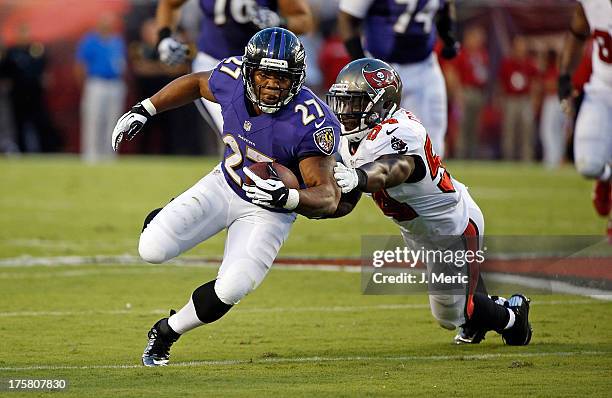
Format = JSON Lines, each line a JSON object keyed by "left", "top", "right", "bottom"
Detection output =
{"left": 208, "top": 56, "right": 341, "bottom": 209}
{"left": 364, "top": 0, "right": 445, "bottom": 63}
{"left": 197, "top": 0, "right": 278, "bottom": 59}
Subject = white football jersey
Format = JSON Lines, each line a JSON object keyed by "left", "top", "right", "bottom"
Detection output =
{"left": 339, "top": 109, "right": 470, "bottom": 236}
{"left": 579, "top": 0, "right": 612, "bottom": 95}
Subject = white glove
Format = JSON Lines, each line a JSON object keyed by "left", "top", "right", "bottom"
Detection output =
{"left": 157, "top": 37, "right": 188, "bottom": 66}
{"left": 111, "top": 100, "right": 155, "bottom": 151}
{"left": 333, "top": 162, "right": 360, "bottom": 194}
{"left": 246, "top": 6, "right": 286, "bottom": 30}
{"left": 242, "top": 167, "right": 299, "bottom": 210}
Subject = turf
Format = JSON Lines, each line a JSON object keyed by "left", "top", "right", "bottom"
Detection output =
{"left": 0, "top": 156, "right": 610, "bottom": 397}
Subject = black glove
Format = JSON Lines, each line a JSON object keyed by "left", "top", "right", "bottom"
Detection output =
{"left": 558, "top": 74, "right": 573, "bottom": 101}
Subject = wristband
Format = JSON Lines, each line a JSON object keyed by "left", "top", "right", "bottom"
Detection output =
{"left": 284, "top": 188, "right": 299, "bottom": 211}
{"left": 344, "top": 36, "right": 366, "bottom": 60}
{"left": 157, "top": 27, "right": 172, "bottom": 44}
{"left": 355, "top": 168, "right": 368, "bottom": 191}
{"left": 141, "top": 98, "right": 157, "bottom": 116}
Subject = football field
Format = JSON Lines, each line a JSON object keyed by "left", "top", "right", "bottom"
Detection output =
{"left": 1, "top": 156, "right": 611, "bottom": 397}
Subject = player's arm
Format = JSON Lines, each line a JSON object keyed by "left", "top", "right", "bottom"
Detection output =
{"left": 338, "top": 11, "right": 365, "bottom": 60}
{"left": 111, "top": 71, "right": 216, "bottom": 150}
{"left": 335, "top": 154, "right": 420, "bottom": 194}
{"left": 278, "top": 0, "right": 314, "bottom": 35}
{"left": 156, "top": 0, "right": 190, "bottom": 66}
{"left": 325, "top": 188, "right": 363, "bottom": 219}
{"left": 294, "top": 155, "right": 342, "bottom": 218}
{"left": 558, "top": 3, "right": 590, "bottom": 112}
{"left": 435, "top": 0, "right": 460, "bottom": 59}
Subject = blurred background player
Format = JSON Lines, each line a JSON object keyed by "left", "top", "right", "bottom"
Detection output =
{"left": 326, "top": 58, "right": 532, "bottom": 346}
{"left": 337, "top": 0, "right": 459, "bottom": 157}
{"left": 558, "top": 0, "right": 612, "bottom": 239}
{"left": 154, "top": 0, "right": 314, "bottom": 140}
{"left": 111, "top": 28, "right": 341, "bottom": 366}
{"left": 75, "top": 13, "right": 126, "bottom": 163}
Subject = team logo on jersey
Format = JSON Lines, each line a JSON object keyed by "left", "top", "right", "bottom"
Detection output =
{"left": 391, "top": 136, "right": 408, "bottom": 154}
{"left": 243, "top": 120, "right": 252, "bottom": 131}
{"left": 313, "top": 127, "right": 335, "bottom": 155}
{"left": 363, "top": 68, "right": 399, "bottom": 91}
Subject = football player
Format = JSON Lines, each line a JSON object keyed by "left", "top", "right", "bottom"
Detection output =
{"left": 155, "top": 0, "right": 313, "bottom": 137}
{"left": 337, "top": 0, "right": 459, "bottom": 157}
{"left": 326, "top": 58, "right": 532, "bottom": 345}
{"left": 558, "top": 0, "right": 612, "bottom": 240}
{"left": 112, "top": 28, "right": 341, "bottom": 366}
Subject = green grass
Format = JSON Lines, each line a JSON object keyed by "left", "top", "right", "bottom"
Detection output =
{"left": 0, "top": 156, "right": 610, "bottom": 397}
{"left": 0, "top": 156, "right": 605, "bottom": 258}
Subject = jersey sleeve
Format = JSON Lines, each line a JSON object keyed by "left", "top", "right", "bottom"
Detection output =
{"left": 208, "top": 56, "right": 244, "bottom": 106}
{"left": 294, "top": 95, "right": 341, "bottom": 159}
{"left": 339, "top": 0, "right": 376, "bottom": 18}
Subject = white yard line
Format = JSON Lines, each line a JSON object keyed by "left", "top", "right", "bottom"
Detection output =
{"left": 0, "top": 299, "right": 605, "bottom": 318}
{"left": 0, "top": 351, "right": 607, "bottom": 371}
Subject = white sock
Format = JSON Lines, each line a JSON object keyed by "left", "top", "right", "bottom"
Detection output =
{"left": 168, "top": 298, "right": 204, "bottom": 335}
{"left": 503, "top": 308, "right": 516, "bottom": 330}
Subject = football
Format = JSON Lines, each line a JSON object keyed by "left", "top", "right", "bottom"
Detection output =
{"left": 245, "top": 162, "right": 300, "bottom": 189}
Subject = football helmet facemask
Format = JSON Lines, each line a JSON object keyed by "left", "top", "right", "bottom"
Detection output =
{"left": 242, "top": 28, "right": 306, "bottom": 114}
{"left": 326, "top": 58, "right": 402, "bottom": 142}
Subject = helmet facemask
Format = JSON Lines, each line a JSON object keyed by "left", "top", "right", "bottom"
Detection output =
{"left": 243, "top": 59, "right": 305, "bottom": 114}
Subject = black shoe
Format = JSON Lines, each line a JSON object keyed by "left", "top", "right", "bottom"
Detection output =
{"left": 454, "top": 325, "right": 487, "bottom": 344}
{"left": 502, "top": 294, "right": 533, "bottom": 346}
{"left": 142, "top": 310, "right": 180, "bottom": 367}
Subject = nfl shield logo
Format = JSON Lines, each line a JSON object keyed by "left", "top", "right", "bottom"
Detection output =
{"left": 243, "top": 121, "right": 252, "bottom": 131}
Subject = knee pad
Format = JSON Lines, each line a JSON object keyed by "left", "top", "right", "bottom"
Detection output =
{"left": 575, "top": 158, "right": 605, "bottom": 179}
{"left": 138, "top": 229, "right": 170, "bottom": 264}
{"left": 214, "top": 269, "right": 257, "bottom": 305}
{"left": 192, "top": 280, "right": 233, "bottom": 323}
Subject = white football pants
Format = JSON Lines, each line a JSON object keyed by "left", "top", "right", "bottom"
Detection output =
{"left": 574, "top": 91, "right": 612, "bottom": 180}
{"left": 138, "top": 164, "right": 296, "bottom": 305}
{"left": 393, "top": 53, "right": 448, "bottom": 158}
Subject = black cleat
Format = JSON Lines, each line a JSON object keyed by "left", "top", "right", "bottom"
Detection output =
{"left": 502, "top": 294, "right": 533, "bottom": 346}
{"left": 454, "top": 325, "right": 487, "bottom": 344}
{"left": 142, "top": 310, "right": 180, "bottom": 367}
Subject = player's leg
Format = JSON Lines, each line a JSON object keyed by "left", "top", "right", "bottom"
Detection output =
{"left": 399, "top": 56, "right": 448, "bottom": 157}
{"left": 80, "top": 79, "right": 102, "bottom": 163}
{"left": 192, "top": 52, "right": 224, "bottom": 153}
{"left": 138, "top": 165, "right": 229, "bottom": 264}
{"left": 144, "top": 204, "right": 295, "bottom": 366}
{"left": 101, "top": 80, "right": 125, "bottom": 160}
{"left": 454, "top": 193, "right": 532, "bottom": 345}
{"left": 574, "top": 93, "right": 612, "bottom": 219}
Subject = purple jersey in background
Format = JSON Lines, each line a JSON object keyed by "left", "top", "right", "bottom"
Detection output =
{"left": 360, "top": 0, "right": 445, "bottom": 64}
{"left": 208, "top": 56, "right": 341, "bottom": 209}
{"left": 198, "top": 0, "right": 278, "bottom": 59}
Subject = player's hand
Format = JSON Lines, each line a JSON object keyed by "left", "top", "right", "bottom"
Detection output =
{"left": 157, "top": 37, "right": 189, "bottom": 66}
{"left": 333, "top": 162, "right": 359, "bottom": 194}
{"left": 242, "top": 167, "right": 299, "bottom": 210}
{"left": 246, "top": 6, "right": 287, "bottom": 30}
{"left": 558, "top": 74, "right": 573, "bottom": 116}
{"left": 111, "top": 103, "right": 152, "bottom": 151}
{"left": 440, "top": 41, "right": 460, "bottom": 59}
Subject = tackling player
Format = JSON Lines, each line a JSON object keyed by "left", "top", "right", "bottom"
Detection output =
{"left": 326, "top": 58, "right": 532, "bottom": 345}
{"left": 111, "top": 28, "right": 341, "bottom": 366}
{"left": 558, "top": 0, "right": 612, "bottom": 240}
{"left": 155, "top": 0, "right": 313, "bottom": 137}
{"left": 337, "top": 0, "right": 459, "bottom": 157}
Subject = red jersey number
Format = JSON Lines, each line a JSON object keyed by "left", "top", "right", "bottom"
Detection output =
{"left": 594, "top": 30, "right": 612, "bottom": 64}
{"left": 424, "top": 135, "right": 455, "bottom": 193}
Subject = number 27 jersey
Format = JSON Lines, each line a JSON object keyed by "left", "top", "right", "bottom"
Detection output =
{"left": 339, "top": 109, "right": 470, "bottom": 236}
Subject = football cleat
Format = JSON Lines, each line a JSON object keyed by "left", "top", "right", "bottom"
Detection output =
{"left": 592, "top": 180, "right": 611, "bottom": 217}
{"left": 142, "top": 310, "right": 180, "bottom": 367}
{"left": 454, "top": 325, "right": 487, "bottom": 344}
{"left": 502, "top": 294, "right": 532, "bottom": 346}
